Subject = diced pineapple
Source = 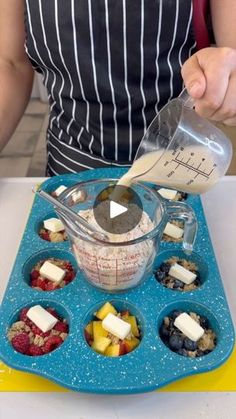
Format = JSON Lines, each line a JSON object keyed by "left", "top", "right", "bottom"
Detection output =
{"left": 85, "top": 321, "right": 93, "bottom": 338}
{"left": 105, "top": 344, "right": 120, "bottom": 357}
{"left": 93, "top": 321, "right": 108, "bottom": 341}
{"left": 92, "top": 337, "right": 111, "bottom": 354}
{"left": 124, "top": 316, "right": 140, "bottom": 337}
{"left": 95, "top": 302, "right": 117, "bottom": 320}
{"left": 124, "top": 336, "right": 140, "bottom": 352}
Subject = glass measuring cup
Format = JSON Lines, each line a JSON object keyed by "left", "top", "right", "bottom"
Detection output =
{"left": 121, "top": 93, "right": 233, "bottom": 194}
{"left": 57, "top": 179, "right": 197, "bottom": 292}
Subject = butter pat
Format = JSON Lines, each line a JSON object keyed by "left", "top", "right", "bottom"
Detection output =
{"left": 174, "top": 312, "right": 204, "bottom": 341}
{"left": 43, "top": 218, "right": 64, "bottom": 233}
{"left": 169, "top": 263, "right": 197, "bottom": 285}
{"left": 102, "top": 313, "right": 131, "bottom": 340}
{"left": 27, "top": 305, "right": 58, "bottom": 333}
{"left": 158, "top": 188, "right": 178, "bottom": 200}
{"left": 39, "top": 261, "right": 66, "bottom": 283}
{"left": 54, "top": 185, "right": 67, "bottom": 197}
{"left": 164, "top": 222, "right": 184, "bottom": 239}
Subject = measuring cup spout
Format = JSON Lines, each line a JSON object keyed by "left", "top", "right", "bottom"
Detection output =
{"left": 163, "top": 200, "right": 198, "bottom": 253}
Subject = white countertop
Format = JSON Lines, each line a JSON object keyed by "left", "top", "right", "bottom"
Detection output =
{"left": 0, "top": 177, "right": 236, "bottom": 419}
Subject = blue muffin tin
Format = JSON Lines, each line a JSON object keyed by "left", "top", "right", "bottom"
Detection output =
{"left": 0, "top": 168, "right": 235, "bottom": 394}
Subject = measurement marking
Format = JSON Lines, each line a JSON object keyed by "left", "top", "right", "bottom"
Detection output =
{"left": 172, "top": 157, "right": 211, "bottom": 178}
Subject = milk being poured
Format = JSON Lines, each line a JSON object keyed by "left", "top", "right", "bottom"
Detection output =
{"left": 117, "top": 147, "right": 219, "bottom": 194}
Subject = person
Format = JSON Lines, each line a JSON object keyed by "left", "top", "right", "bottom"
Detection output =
{"left": 0, "top": 0, "right": 235, "bottom": 176}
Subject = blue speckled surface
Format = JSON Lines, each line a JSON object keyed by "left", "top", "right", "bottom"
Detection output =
{"left": 0, "top": 168, "right": 235, "bottom": 394}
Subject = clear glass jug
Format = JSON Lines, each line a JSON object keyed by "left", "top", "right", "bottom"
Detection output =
{"left": 57, "top": 179, "right": 197, "bottom": 292}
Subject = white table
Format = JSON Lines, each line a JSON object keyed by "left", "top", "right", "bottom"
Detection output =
{"left": 0, "top": 177, "right": 235, "bottom": 419}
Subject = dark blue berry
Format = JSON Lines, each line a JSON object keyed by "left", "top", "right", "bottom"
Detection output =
{"left": 199, "top": 316, "right": 209, "bottom": 329}
{"left": 173, "top": 279, "right": 184, "bottom": 289}
{"left": 160, "top": 262, "right": 170, "bottom": 274}
{"left": 154, "top": 269, "right": 166, "bottom": 282}
{"left": 177, "top": 348, "right": 188, "bottom": 356}
{"left": 169, "top": 334, "right": 183, "bottom": 350}
{"left": 184, "top": 338, "right": 197, "bottom": 351}
{"left": 172, "top": 310, "right": 182, "bottom": 320}
{"left": 181, "top": 193, "right": 188, "bottom": 201}
{"left": 160, "top": 324, "right": 169, "bottom": 338}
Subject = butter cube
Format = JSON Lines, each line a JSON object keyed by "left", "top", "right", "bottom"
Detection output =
{"left": 174, "top": 312, "right": 204, "bottom": 341}
{"left": 27, "top": 305, "right": 58, "bottom": 333}
{"left": 39, "top": 261, "right": 66, "bottom": 283}
{"left": 43, "top": 218, "right": 64, "bottom": 233}
{"left": 164, "top": 222, "right": 184, "bottom": 239}
{"left": 158, "top": 188, "right": 178, "bottom": 200}
{"left": 54, "top": 185, "right": 67, "bottom": 197}
{"left": 102, "top": 313, "right": 131, "bottom": 340}
{"left": 169, "top": 263, "right": 197, "bottom": 285}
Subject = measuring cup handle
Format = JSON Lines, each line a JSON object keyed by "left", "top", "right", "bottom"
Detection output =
{"left": 164, "top": 200, "right": 198, "bottom": 253}
{"left": 178, "top": 87, "right": 195, "bottom": 109}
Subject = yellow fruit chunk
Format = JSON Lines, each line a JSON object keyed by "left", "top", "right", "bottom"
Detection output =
{"left": 124, "top": 316, "right": 140, "bottom": 337}
{"left": 85, "top": 321, "right": 93, "bottom": 338}
{"left": 93, "top": 321, "right": 108, "bottom": 341}
{"left": 124, "top": 336, "right": 140, "bottom": 352}
{"left": 95, "top": 302, "right": 117, "bottom": 320}
{"left": 105, "top": 344, "right": 120, "bottom": 357}
{"left": 92, "top": 337, "right": 111, "bottom": 354}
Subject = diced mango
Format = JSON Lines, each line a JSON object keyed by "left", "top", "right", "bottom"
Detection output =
{"left": 92, "top": 337, "right": 111, "bottom": 354}
{"left": 124, "top": 316, "right": 140, "bottom": 337}
{"left": 85, "top": 321, "right": 93, "bottom": 338}
{"left": 93, "top": 321, "right": 108, "bottom": 341}
{"left": 105, "top": 344, "right": 120, "bottom": 357}
{"left": 124, "top": 336, "right": 140, "bottom": 352}
{"left": 95, "top": 302, "right": 117, "bottom": 320}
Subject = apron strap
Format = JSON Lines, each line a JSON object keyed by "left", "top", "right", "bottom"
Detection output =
{"left": 193, "top": 0, "right": 210, "bottom": 50}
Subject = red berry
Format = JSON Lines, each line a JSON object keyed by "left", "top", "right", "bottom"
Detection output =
{"left": 12, "top": 333, "right": 30, "bottom": 354}
{"left": 19, "top": 308, "right": 29, "bottom": 322}
{"left": 31, "top": 269, "right": 40, "bottom": 280}
{"left": 40, "top": 231, "right": 50, "bottom": 241}
{"left": 63, "top": 262, "right": 73, "bottom": 271}
{"left": 42, "top": 336, "right": 63, "bottom": 354}
{"left": 54, "top": 322, "right": 68, "bottom": 333}
{"left": 44, "top": 281, "right": 58, "bottom": 291}
{"left": 28, "top": 345, "right": 44, "bottom": 356}
{"left": 64, "top": 271, "right": 75, "bottom": 283}
{"left": 31, "top": 324, "right": 43, "bottom": 336}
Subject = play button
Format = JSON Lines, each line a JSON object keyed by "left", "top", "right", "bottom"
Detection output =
{"left": 110, "top": 201, "right": 127, "bottom": 219}
{"left": 93, "top": 184, "right": 143, "bottom": 235}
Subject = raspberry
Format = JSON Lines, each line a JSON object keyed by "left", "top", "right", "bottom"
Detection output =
{"left": 19, "top": 308, "right": 29, "bottom": 322}
{"left": 54, "top": 322, "right": 68, "bottom": 333}
{"left": 44, "top": 281, "right": 58, "bottom": 291}
{"left": 63, "top": 261, "right": 73, "bottom": 271}
{"left": 31, "top": 324, "right": 43, "bottom": 336}
{"left": 64, "top": 271, "right": 75, "bottom": 283}
{"left": 28, "top": 345, "right": 44, "bottom": 356}
{"left": 43, "top": 336, "right": 63, "bottom": 354}
{"left": 11, "top": 333, "right": 30, "bottom": 354}
{"left": 31, "top": 269, "right": 40, "bottom": 280}
{"left": 40, "top": 231, "right": 50, "bottom": 241}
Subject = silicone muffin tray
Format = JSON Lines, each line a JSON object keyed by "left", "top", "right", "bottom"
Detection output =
{"left": 0, "top": 168, "right": 235, "bottom": 394}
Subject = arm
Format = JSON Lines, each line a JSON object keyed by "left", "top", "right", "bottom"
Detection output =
{"left": 0, "top": 0, "right": 34, "bottom": 152}
{"left": 181, "top": 0, "right": 236, "bottom": 125}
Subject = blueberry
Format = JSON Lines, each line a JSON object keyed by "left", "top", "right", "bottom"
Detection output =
{"left": 172, "top": 310, "right": 182, "bottom": 320}
{"left": 173, "top": 279, "right": 184, "bottom": 289}
{"left": 160, "top": 262, "right": 170, "bottom": 274}
{"left": 184, "top": 338, "right": 197, "bottom": 351}
{"left": 177, "top": 348, "right": 188, "bottom": 357}
{"left": 160, "top": 324, "right": 169, "bottom": 338}
{"left": 181, "top": 193, "right": 188, "bottom": 200}
{"left": 199, "top": 316, "right": 209, "bottom": 329}
{"left": 154, "top": 269, "right": 166, "bottom": 282}
{"left": 169, "top": 334, "right": 184, "bottom": 350}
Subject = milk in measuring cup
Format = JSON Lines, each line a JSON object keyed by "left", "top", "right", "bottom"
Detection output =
{"left": 72, "top": 207, "right": 155, "bottom": 291}
{"left": 117, "top": 147, "right": 219, "bottom": 194}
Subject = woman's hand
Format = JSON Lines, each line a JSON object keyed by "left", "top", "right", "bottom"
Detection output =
{"left": 181, "top": 47, "right": 236, "bottom": 126}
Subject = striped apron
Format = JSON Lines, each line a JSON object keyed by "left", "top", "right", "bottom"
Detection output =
{"left": 24, "top": 0, "right": 207, "bottom": 176}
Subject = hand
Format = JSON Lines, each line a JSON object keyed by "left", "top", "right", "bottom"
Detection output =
{"left": 181, "top": 47, "right": 236, "bottom": 126}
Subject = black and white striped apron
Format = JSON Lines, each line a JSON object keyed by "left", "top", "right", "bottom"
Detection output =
{"left": 24, "top": 0, "right": 197, "bottom": 176}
